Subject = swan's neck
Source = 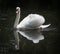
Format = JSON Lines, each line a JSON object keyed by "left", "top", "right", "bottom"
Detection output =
{"left": 14, "top": 10, "right": 20, "bottom": 28}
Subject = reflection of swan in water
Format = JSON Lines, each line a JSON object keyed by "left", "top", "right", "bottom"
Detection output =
{"left": 18, "top": 30, "right": 44, "bottom": 43}
{"left": 13, "top": 7, "right": 51, "bottom": 50}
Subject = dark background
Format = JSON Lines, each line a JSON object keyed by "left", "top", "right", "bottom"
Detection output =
{"left": 0, "top": 0, "right": 60, "bottom": 54}
{"left": 0, "top": 0, "right": 58, "bottom": 10}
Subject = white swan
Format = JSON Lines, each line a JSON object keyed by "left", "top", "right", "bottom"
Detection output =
{"left": 13, "top": 7, "right": 51, "bottom": 50}
{"left": 14, "top": 7, "right": 51, "bottom": 30}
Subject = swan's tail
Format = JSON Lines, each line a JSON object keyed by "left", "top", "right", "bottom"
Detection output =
{"left": 39, "top": 24, "right": 51, "bottom": 28}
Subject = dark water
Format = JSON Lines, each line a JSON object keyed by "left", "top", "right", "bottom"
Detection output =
{"left": 0, "top": 8, "right": 60, "bottom": 54}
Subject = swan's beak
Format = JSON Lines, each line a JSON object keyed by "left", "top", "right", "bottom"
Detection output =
{"left": 16, "top": 9, "right": 18, "bottom": 14}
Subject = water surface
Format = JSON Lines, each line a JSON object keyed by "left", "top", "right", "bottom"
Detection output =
{"left": 0, "top": 8, "right": 59, "bottom": 54}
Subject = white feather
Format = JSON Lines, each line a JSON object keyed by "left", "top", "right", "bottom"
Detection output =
{"left": 39, "top": 24, "right": 51, "bottom": 28}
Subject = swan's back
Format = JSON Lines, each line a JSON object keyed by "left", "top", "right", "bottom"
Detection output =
{"left": 17, "top": 14, "right": 45, "bottom": 29}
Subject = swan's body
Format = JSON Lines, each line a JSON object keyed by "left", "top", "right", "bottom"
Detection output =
{"left": 17, "top": 14, "right": 45, "bottom": 29}
{"left": 15, "top": 7, "right": 51, "bottom": 30}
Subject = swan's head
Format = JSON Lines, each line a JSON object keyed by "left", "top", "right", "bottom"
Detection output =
{"left": 16, "top": 7, "right": 20, "bottom": 14}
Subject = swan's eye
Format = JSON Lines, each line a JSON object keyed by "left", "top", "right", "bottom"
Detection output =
{"left": 16, "top": 9, "right": 18, "bottom": 13}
